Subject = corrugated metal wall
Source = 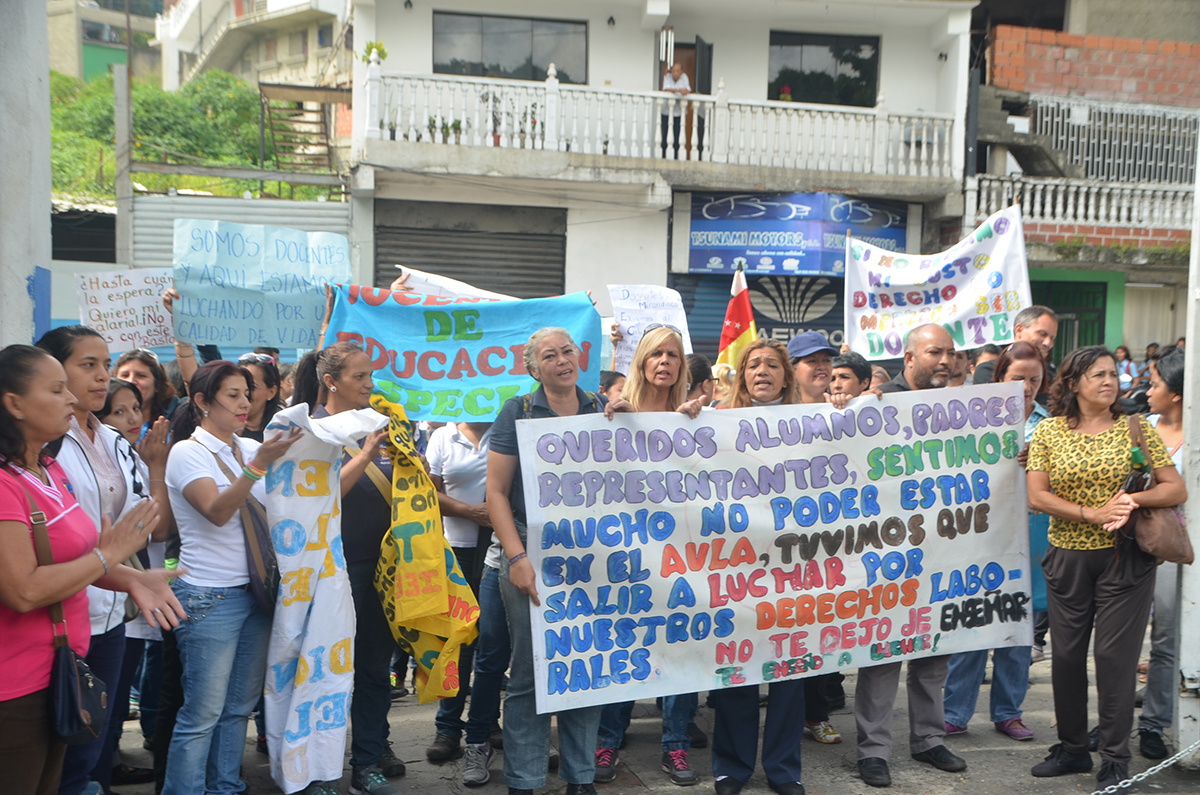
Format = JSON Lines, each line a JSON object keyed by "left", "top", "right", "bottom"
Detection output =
{"left": 131, "top": 195, "right": 351, "bottom": 269}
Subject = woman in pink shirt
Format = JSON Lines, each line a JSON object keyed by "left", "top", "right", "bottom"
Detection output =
{"left": 0, "top": 345, "right": 180, "bottom": 795}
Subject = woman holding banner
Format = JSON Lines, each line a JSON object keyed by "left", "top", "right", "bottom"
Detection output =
{"left": 942, "top": 341, "right": 1048, "bottom": 742}
{"left": 1026, "top": 346, "right": 1185, "bottom": 792}
{"left": 711, "top": 339, "right": 806, "bottom": 795}
{"left": 161, "top": 361, "right": 300, "bottom": 795}
{"left": 295, "top": 342, "right": 406, "bottom": 795}
{"left": 596, "top": 325, "right": 706, "bottom": 786}
{"left": 487, "top": 327, "right": 608, "bottom": 795}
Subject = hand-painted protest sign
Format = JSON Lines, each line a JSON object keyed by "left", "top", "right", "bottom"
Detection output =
{"left": 516, "top": 383, "right": 1031, "bottom": 712}
{"left": 325, "top": 284, "right": 601, "bottom": 422}
{"left": 608, "top": 285, "right": 693, "bottom": 376}
{"left": 844, "top": 205, "right": 1031, "bottom": 361}
{"left": 171, "top": 219, "right": 350, "bottom": 348}
{"left": 76, "top": 268, "right": 174, "bottom": 349}
{"left": 371, "top": 388, "right": 479, "bottom": 703}
{"left": 263, "top": 404, "right": 385, "bottom": 793}
{"left": 397, "top": 265, "right": 516, "bottom": 301}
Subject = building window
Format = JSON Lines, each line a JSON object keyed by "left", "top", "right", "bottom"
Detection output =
{"left": 264, "top": 38, "right": 277, "bottom": 62}
{"left": 318, "top": 24, "right": 334, "bottom": 48}
{"left": 433, "top": 12, "right": 587, "bottom": 84}
{"left": 767, "top": 32, "right": 879, "bottom": 107}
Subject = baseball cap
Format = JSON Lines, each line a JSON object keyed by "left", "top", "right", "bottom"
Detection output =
{"left": 786, "top": 331, "right": 838, "bottom": 360}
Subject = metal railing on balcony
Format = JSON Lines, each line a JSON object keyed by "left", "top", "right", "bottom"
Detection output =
{"left": 363, "top": 57, "right": 958, "bottom": 179}
{"left": 975, "top": 174, "right": 1194, "bottom": 229}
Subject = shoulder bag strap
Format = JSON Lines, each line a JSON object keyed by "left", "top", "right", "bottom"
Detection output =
{"left": 343, "top": 443, "right": 392, "bottom": 503}
{"left": 12, "top": 474, "right": 71, "bottom": 648}
{"left": 200, "top": 443, "right": 272, "bottom": 584}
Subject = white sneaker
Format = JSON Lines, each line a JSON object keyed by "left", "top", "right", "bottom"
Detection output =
{"left": 462, "top": 742, "right": 494, "bottom": 787}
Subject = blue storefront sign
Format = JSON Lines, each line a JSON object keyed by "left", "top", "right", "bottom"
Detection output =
{"left": 688, "top": 192, "right": 908, "bottom": 276}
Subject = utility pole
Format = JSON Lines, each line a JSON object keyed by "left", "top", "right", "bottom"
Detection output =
{"left": 115, "top": 64, "right": 133, "bottom": 267}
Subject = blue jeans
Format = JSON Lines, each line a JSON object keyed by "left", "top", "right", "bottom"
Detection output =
{"left": 500, "top": 547, "right": 601, "bottom": 789}
{"left": 139, "top": 640, "right": 163, "bottom": 741}
{"left": 162, "top": 582, "right": 270, "bottom": 795}
{"left": 348, "top": 558, "right": 395, "bottom": 768}
{"left": 59, "top": 624, "right": 125, "bottom": 795}
{"left": 943, "top": 645, "right": 1031, "bottom": 726}
{"left": 1140, "top": 562, "right": 1179, "bottom": 734}
{"left": 599, "top": 692, "right": 697, "bottom": 753}
{"left": 464, "top": 565, "right": 510, "bottom": 745}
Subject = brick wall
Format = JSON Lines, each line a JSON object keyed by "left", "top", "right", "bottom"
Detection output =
{"left": 1022, "top": 221, "right": 1190, "bottom": 247}
{"left": 990, "top": 25, "right": 1200, "bottom": 107}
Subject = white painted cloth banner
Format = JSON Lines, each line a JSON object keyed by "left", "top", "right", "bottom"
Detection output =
{"left": 845, "top": 205, "right": 1031, "bottom": 361}
{"left": 76, "top": 268, "right": 174, "bottom": 349}
{"left": 396, "top": 265, "right": 515, "bottom": 301}
{"left": 517, "top": 383, "right": 1032, "bottom": 712}
{"left": 263, "top": 404, "right": 386, "bottom": 793}
{"left": 607, "top": 284, "right": 693, "bottom": 376}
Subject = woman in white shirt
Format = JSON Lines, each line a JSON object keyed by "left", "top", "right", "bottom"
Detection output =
{"left": 161, "top": 361, "right": 299, "bottom": 795}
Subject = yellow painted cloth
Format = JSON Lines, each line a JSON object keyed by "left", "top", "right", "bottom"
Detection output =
{"left": 371, "top": 387, "right": 480, "bottom": 703}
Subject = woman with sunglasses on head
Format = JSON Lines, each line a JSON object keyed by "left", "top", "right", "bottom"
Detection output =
{"left": 1026, "top": 346, "right": 1185, "bottom": 792}
{"left": 160, "top": 361, "right": 300, "bottom": 795}
{"left": 291, "top": 344, "right": 404, "bottom": 795}
{"left": 35, "top": 326, "right": 177, "bottom": 795}
{"left": 0, "top": 345, "right": 177, "bottom": 795}
{"left": 707, "top": 339, "right": 806, "bottom": 795}
{"left": 594, "top": 327, "right": 706, "bottom": 787}
{"left": 114, "top": 349, "right": 181, "bottom": 433}
{"left": 235, "top": 353, "right": 284, "bottom": 443}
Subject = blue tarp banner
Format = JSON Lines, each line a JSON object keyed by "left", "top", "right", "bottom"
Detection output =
{"left": 325, "top": 284, "right": 601, "bottom": 422}
{"left": 172, "top": 219, "right": 351, "bottom": 349}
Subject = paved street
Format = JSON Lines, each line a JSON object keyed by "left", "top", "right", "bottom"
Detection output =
{"left": 112, "top": 641, "right": 1200, "bottom": 795}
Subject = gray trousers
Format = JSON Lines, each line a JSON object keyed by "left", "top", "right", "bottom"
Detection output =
{"left": 1044, "top": 544, "right": 1156, "bottom": 764}
{"left": 1139, "top": 562, "right": 1180, "bottom": 734}
{"left": 854, "top": 656, "right": 948, "bottom": 760}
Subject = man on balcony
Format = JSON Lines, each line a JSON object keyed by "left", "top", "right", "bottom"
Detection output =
{"left": 661, "top": 62, "right": 700, "bottom": 160}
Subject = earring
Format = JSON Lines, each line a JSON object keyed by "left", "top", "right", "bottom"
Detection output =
{"left": 330, "top": 386, "right": 338, "bottom": 392}
{"left": 16, "top": 416, "right": 25, "bottom": 421}
{"left": 203, "top": 410, "right": 210, "bottom": 417}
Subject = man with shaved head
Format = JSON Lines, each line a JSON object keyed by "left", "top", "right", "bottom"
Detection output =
{"left": 855, "top": 323, "right": 966, "bottom": 787}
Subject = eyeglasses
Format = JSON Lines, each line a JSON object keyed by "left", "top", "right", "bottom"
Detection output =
{"left": 133, "top": 348, "right": 160, "bottom": 363}
{"left": 644, "top": 323, "right": 682, "bottom": 336}
{"left": 238, "top": 353, "right": 277, "bottom": 365}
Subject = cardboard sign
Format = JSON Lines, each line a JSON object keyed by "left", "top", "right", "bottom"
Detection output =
{"left": 844, "top": 206, "right": 1031, "bottom": 360}
{"left": 325, "top": 284, "right": 601, "bottom": 422}
{"left": 76, "top": 268, "right": 174, "bottom": 350}
{"left": 516, "top": 383, "right": 1032, "bottom": 712}
{"left": 171, "top": 219, "right": 350, "bottom": 348}
{"left": 607, "top": 284, "right": 693, "bottom": 376}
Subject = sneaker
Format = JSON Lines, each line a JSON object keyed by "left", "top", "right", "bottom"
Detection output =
{"left": 944, "top": 721, "right": 968, "bottom": 736}
{"left": 301, "top": 782, "right": 340, "bottom": 795}
{"left": 350, "top": 765, "right": 400, "bottom": 795}
{"left": 594, "top": 748, "right": 619, "bottom": 783}
{"left": 994, "top": 717, "right": 1034, "bottom": 741}
{"left": 662, "top": 749, "right": 698, "bottom": 786}
{"left": 1030, "top": 645, "right": 1045, "bottom": 663}
{"left": 1139, "top": 728, "right": 1168, "bottom": 760}
{"left": 1031, "top": 743, "right": 1094, "bottom": 777}
{"left": 379, "top": 742, "right": 407, "bottom": 777}
{"left": 1088, "top": 725, "right": 1101, "bottom": 752}
{"left": 1096, "top": 759, "right": 1130, "bottom": 793}
{"left": 686, "top": 721, "right": 708, "bottom": 749}
{"left": 426, "top": 733, "right": 462, "bottom": 762}
{"left": 805, "top": 720, "right": 842, "bottom": 744}
{"left": 462, "top": 742, "right": 494, "bottom": 787}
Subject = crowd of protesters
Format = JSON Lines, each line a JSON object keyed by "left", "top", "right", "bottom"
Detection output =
{"left": 0, "top": 288, "right": 1190, "bottom": 795}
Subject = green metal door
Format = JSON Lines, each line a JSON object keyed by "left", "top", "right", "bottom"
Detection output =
{"left": 1030, "top": 281, "right": 1107, "bottom": 365}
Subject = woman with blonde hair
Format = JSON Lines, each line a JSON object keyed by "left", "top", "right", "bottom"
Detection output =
{"left": 710, "top": 363, "right": 735, "bottom": 406}
{"left": 595, "top": 325, "right": 705, "bottom": 786}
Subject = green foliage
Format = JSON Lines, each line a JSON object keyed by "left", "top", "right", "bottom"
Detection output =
{"left": 361, "top": 39, "right": 388, "bottom": 62}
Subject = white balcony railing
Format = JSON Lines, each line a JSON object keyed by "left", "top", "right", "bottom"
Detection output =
{"left": 975, "top": 174, "right": 1194, "bottom": 229}
{"left": 363, "top": 56, "right": 958, "bottom": 179}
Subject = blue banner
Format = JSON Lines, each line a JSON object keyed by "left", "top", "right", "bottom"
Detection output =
{"left": 325, "top": 285, "right": 601, "bottom": 422}
{"left": 688, "top": 193, "right": 907, "bottom": 276}
{"left": 172, "top": 219, "right": 351, "bottom": 348}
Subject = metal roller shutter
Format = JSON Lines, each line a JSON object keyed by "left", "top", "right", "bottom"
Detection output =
{"left": 374, "top": 228, "right": 565, "bottom": 299}
{"left": 132, "top": 195, "right": 351, "bottom": 269}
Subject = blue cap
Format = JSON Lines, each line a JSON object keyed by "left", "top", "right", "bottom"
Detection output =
{"left": 786, "top": 331, "right": 838, "bottom": 360}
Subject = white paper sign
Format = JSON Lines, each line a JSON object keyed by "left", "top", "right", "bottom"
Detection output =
{"left": 607, "top": 284, "right": 693, "bottom": 376}
{"left": 844, "top": 206, "right": 1032, "bottom": 360}
{"left": 516, "top": 384, "right": 1031, "bottom": 712}
{"left": 263, "top": 404, "right": 387, "bottom": 793}
{"left": 76, "top": 268, "right": 174, "bottom": 350}
{"left": 396, "top": 265, "right": 515, "bottom": 301}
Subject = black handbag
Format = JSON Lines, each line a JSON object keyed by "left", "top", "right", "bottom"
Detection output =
{"left": 18, "top": 480, "right": 109, "bottom": 745}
